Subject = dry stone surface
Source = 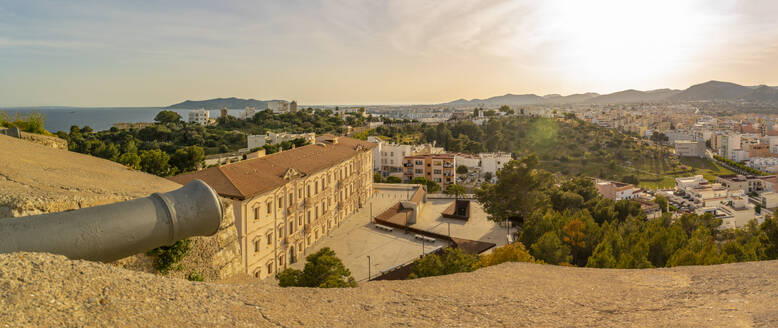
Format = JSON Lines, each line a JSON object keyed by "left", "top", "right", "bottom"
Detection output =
{"left": 1, "top": 135, "right": 243, "bottom": 281}
{"left": 1, "top": 252, "right": 777, "bottom": 327}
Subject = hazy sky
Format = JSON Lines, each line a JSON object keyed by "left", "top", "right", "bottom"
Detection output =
{"left": 1, "top": 0, "right": 777, "bottom": 107}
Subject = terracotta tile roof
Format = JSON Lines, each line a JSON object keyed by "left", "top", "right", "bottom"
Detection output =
{"left": 168, "top": 135, "right": 375, "bottom": 199}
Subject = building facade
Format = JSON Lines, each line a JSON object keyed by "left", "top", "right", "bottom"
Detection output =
{"left": 403, "top": 154, "right": 456, "bottom": 189}
{"left": 170, "top": 135, "right": 375, "bottom": 279}
{"left": 674, "top": 140, "right": 705, "bottom": 157}
{"left": 188, "top": 108, "right": 210, "bottom": 125}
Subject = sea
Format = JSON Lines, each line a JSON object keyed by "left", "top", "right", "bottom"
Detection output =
{"left": 0, "top": 107, "right": 246, "bottom": 133}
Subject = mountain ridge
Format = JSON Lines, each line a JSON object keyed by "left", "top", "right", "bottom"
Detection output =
{"left": 442, "top": 80, "right": 778, "bottom": 106}
{"left": 166, "top": 97, "right": 285, "bottom": 109}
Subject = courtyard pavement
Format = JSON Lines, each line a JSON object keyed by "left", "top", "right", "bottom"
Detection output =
{"left": 291, "top": 188, "right": 507, "bottom": 282}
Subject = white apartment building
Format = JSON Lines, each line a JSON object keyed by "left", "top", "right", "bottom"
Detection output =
{"left": 240, "top": 107, "right": 257, "bottom": 120}
{"left": 750, "top": 158, "right": 778, "bottom": 173}
{"left": 719, "top": 134, "right": 741, "bottom": 160}
{"left": 368, "top": 137, "right": 444, "bottom": 179}
{"left": 267, "top": 100, "right": 290, "bottom": 113}
{"left": 247, "top": 132, "right": 317, "bottom": 150}
{"left": 188, "top": 108, "right": 210, "bottom": 125}
{"left": 454, "top": 152, "right": 512, "bottom": 178}
{"left": 674, "top": 140, "right": 705, "bottom": 158}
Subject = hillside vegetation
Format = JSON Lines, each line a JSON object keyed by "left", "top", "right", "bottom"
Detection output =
{"left": 374, "top": 115, "right": 728, "bottom": 188}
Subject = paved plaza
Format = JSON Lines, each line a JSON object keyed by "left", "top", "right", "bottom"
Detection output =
{"left": 291, "top": 187, "right": 507, "bottom": 281}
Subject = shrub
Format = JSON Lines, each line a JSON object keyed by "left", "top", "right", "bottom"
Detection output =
{"left": 147, "top": 239, "right": 192, "bottom": 274}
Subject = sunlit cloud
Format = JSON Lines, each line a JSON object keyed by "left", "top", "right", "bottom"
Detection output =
{"left": 0, "top": 0, "right": 777, "bottom": 106}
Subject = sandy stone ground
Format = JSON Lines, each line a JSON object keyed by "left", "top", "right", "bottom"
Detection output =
{"left": 2, "top": 252, "right": 777, "bottom": 327}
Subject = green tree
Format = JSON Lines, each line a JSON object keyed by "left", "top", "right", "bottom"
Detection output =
{"left": 409, "top": 248, "right": 477, "bottom": 279}
{"left": 667, "top": 228, "right": 725, "bottom": 266}
{"left": 170, "top": 145, "right": 205, "bottom": 172}
{"left": 139, "top": 149, "right": 171, "bottom": 176}
{"left": 654, "top": 194, "right": 668, "bottom": 213}
{"left": 374, "top": 173, "right": 384, "bottom": 183}
{"left": 475, "top": 242, "right": 537, "bottom": 268}
{"left": 475, "top": 156, "right": 554, "bottom": 225}
{"left": 759, "top": 214, "right": 778, "bottom": 260}
{"left": 154, "top": 110, "right": 182, "bottom": 124}
{"left": 385, "top": 176, "right": 402, "bottom": 183}
{"left": 444, "top": 184, "right": 466, "bottom": 199}
{"left": 277, "top": 247, "right": 357, "bottom": 288}
{"left": 410, "top": 177, "right": 440, "bottom": 193}
{"left": 117, "top": 152, "right": 142, "bottom": 170}
{"left": 456, "top": 165, "right": 469, "bottom": 174}
{"left": 530, "top": 231, "right": 571, "bottom": 265}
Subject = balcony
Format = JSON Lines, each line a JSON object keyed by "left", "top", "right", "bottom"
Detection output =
{"left": 403, "top": 162, "right": 413, "bottom": 167}
{"left": 442, "top": 163, "right": 454, "bottom": 168}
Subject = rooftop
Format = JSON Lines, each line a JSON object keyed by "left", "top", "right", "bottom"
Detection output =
{"left": 169, "top": 135, "right": 375, "bottom": 199}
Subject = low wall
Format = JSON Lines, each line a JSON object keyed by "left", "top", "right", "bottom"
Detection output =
{"left": 0, "top": 129, "right": 67, "bottom": 150}
{"left": 113, "top": 197, "right": 243, "bottom": 281}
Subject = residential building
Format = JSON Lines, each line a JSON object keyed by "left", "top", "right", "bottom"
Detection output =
{"left": 748, "top": 143, "right": 772, "bottom": 158}
{"left": 289, "top": 100, "right": 297, "bottom": 113}
{"left": 169, "top": 135, "right": 375, "bottom": 279}
{"left": 453, "top": 152, "right": 512, "bottom": 178}
{"left": 403, "top": 154, "right": 456, "bottom": 189}
{"left": 719, "top": 134, "right": 741, "bottom": 160}
{"left": 750, "top": 158, "right": 778, "bottom": 173}
{"left": 368, "top": 137, "right": 444, "bottom": 179}
{"left": 247, "top": 132, "right": 317, "bottom": 150}
{"left": 761, "top": 191, "right": 778, "bottom": 209}
{"left": 188, "top": 108, "right": 210, "bottom": 125}
{"left": 674, "top": 140, "right": 705, "bottom": 158}
{"left": 240, "top": 107, "right": 257, "bottom": 120}
{"left": 267, "top": 100, "right": 290, "bottom": 113}
{"left": 594, "top": 180, "right": 640, "bottom": 200}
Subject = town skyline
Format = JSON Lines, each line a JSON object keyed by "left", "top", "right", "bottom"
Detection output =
{"left": 2, "top": 0, "right": 778, "bottom": 107}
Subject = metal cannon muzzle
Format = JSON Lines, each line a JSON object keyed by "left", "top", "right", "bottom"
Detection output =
{"left": 0, "top": 180, "right": 222, "bottom": 262}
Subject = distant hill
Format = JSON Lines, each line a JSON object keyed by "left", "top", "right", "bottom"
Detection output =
{"left": 670, "top": 81, "right": 753, "bottom": 101}
{"left": 741, "top": 85, "right": 778, "bottom": 103}
{"left": 445, "top": 93, "right": 546, "bottom": 106}
{"left": 441, "top": 80, "right": 778, "bottom": 107}
{"left": 166, "top": 97, "right": 281, "bottom": 109}
{"left": 590, "top": 88, "right": 680, "bottom": 104}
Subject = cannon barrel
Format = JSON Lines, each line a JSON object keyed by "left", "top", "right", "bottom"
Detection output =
{"left": 0, "top": 179, "right": 222, "bottom": 262}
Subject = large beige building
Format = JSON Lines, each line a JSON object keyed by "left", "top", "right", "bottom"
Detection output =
{"left": 170, "top": 135, "right": 375, "bottom": 279}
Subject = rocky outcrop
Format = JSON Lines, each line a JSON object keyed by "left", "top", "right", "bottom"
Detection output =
{"left": 0, "top": 135, "right": 243, "bottom": 281}
{"left": 1, "top": 252, "right": 778, "bottom": 327}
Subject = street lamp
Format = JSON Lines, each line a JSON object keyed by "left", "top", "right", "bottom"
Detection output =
{"left": 367, "top": 255, "right": 371, "bottom": 281}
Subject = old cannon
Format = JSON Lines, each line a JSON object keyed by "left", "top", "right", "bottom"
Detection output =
{"left": 0, "top": 180, "right": 222, "bottom": 262}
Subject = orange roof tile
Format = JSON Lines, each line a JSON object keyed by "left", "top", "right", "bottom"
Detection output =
{"left": 169, "top": 135, "right": 375, "bottom": 199}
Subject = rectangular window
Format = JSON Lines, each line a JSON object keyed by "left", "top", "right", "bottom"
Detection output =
{"left": 307, "top": 185, "right": 311, "bottom": 197}
{"left": 415, "top": 169, "right": 423, "bottom": 174}
{"left": 307, "top": 210, "right": 311, "bottom": 223}
{"left": 289, "top": 221, "right": 294, "bottom": 234}
{"left": 254, "top": 207, "right": 260, "bottom": 220}
{"left": 267, "top": 262, "right": 272, "bottom": 274}
{"left": 434, "top": 169, "right": 441, "bottom": 174}
{"left": 254, "top": 240, "right": 260, "bottom": 253}
{"left": 266, "top": 233, "right": 272, "bottom": 245}
{"left": 289, "top": 192, "right": 293, "bottom": 204}
{"left": 315, "top": 181, "right": 319, "bottom": 194}
{"left": 278, "top": 197, "right": 283, "bottom": 209}
{"left": 266, "top": 201, "right": 272, "bottom": 214}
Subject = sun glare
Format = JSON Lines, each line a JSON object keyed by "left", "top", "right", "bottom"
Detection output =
{"left": 542, "top": 0, "right": 713, "bottom": 91}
